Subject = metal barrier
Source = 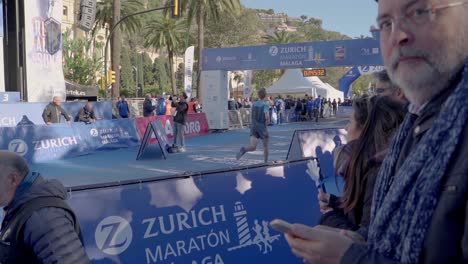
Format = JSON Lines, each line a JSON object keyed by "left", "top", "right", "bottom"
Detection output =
{"left": 228, "top": 110, "right": 243, "bottom": 128}
{"left": 239, "top": 108, "right": 251, "bottom": 127}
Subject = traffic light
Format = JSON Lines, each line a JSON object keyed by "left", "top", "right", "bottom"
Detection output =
{"left": 171, "top": 0, "right": 182, "bottom": 18}
{"left": 108, "top": 70, "right": 116, "bottom": 84}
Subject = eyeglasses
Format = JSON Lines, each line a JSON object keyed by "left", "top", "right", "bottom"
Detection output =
{"left": 376, "top": 1, "right": 466, "bottom": 35}
{"left": 375, "top": 87, "right": 388, "bottom": 94}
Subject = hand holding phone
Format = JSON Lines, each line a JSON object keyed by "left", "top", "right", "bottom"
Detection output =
{"left": 270, "top": 219, "right": 293, "bottom": 234}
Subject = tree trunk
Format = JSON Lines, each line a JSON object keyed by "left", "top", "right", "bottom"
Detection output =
{"left": 168, "top": 50, "right": 177, "bottom": 95}
{"left": 196, "top": 3, "right": 204, "bottom": 102}
{"left": 111, "top": 0, "right": 121, "bottom": 99}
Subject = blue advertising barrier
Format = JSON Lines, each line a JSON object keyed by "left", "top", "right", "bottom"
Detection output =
{"left": 202, "top": 38, "right": 383, "bottom": 71}
{"left": 0, "top": 92, "right": 21, "bottom": 103}
{"left": 0, "top": 118, "right": 139, "bottom": 163}
{"left": 287, "top": 128, "right": 347, "bottom": 196}
{"left": 68, "top": 159, "right": 320, "bottom": 264}
{"left": 0, "top": 101, "right": 113, "bottom": 127}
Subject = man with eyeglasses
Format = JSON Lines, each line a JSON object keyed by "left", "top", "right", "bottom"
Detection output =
{"left": 284, "top": 0, "right": 468, "bottom": 263}
{"left": 373, "top": 70, "right": 407, "bottom": 104}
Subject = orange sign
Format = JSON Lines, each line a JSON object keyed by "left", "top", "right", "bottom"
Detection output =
{"left": 303, "top": 69, "right": 326, "bottom": 77}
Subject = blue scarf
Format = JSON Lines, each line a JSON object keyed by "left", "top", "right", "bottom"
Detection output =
{"left": 367, "top": 62, "right": 468, "bottom": 263}
{"left": 12, "top": 171, "right": 40, "bottom": 204}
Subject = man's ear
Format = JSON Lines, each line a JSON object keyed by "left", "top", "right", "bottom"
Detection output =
{"left": 7, "top": 171, "right": 23, "bottom": 187}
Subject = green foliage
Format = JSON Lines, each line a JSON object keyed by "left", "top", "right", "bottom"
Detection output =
{"left": 176, "top": 63, "right": 184, "bottom": 90}
{"left": 205, "top": 7, "right": 265, "bottom": 48}
{"left": 351, "top": 75, "right": 374, "bottom": 96}
{"left": 319, "top": 67, "right": 349, "bottom": 89}
{"left": 153, "top": 57, "right": 170, "bottom": 93}
{"left": 120, "top": 46, "right": 135, "bottom": 91}
{"left": 256, "top": 8, "right": 275, "bottom": 14}
{"left": 62, "top": 30, "right": 103, "bottom": 86}
{"left": 182, "top": 0, "right": 242, "bottom": 26}
{"left": 93, "top": 0, "right": 143, "bottom": 34}
{"left": 263, "top": 31, "right": 301, "bottom": 44}
{"left": 252, "top": 70, "right": 280, "bottom": 90}
{"left": 144, "top": 14, "right": 186, "bottom": 93}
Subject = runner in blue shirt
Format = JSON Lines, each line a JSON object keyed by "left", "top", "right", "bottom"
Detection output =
{"left": 236, "top": 88, "right": 270, "bottom": 163}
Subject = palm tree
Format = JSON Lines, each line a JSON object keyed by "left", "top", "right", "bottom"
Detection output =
{"left": 181, "top": 0, "right": 242, "bottom": 101}
{"left": 93, "top": 0, "right": 143, "bottom": 98}
{"left": 263, "top": 31, "right": 300, "bottom": 44}
{"left": 144, "top": 15, "right": 185, "bottom": 94}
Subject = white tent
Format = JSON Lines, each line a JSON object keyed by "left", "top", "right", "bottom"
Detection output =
{"left": 306, "top": 76, "right": 344, "bottom": 101}
{"left": 324, "top": 83, "right": 345, "bottom": 101}
{"left": 266, "top": 69, "right": 327, "bottom": 97}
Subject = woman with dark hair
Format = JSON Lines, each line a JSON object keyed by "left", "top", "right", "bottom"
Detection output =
{"left": 318, "top": 95, "right": 406, "bottom": 237}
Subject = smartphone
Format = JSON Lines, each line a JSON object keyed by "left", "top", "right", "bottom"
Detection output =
{"left": 270, "top": 219, "right": 293, "bottom": 234}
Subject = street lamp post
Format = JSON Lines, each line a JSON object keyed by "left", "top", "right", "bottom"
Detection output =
{"left": 132, "top": 66, "right": 138, "bottom": 97}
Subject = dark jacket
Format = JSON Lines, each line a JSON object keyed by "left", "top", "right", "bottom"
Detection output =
{"left": 174, "top": 101, "right": 189, "bottom": 124}
{"left": 116, "top": 100, "right": 130, "bottom": 117}
{"left": 143, "top": 98, "right": 156, "bottom": 117}
{"left": 77, "top": 107, "right": 96, "bottom": 123}
{"left": 0, "top": 176, "right": 89, "bottom": 264}
{"left": 320, "top": 156, "right": 382, "bottom": 236}
{"left": 42, "top": 103, "right": 71, "bottom": 124}
{"left": 343, "top": 73, "right": 468, "bottom": 264}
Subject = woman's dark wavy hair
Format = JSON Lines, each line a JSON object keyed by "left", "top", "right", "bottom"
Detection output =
{"left": 340, "top": 95, "right": 406, "bottom": 213}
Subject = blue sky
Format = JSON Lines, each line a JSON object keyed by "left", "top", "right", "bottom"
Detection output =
{"left": 240, "top": 0, "right": 379, "bottom": 38}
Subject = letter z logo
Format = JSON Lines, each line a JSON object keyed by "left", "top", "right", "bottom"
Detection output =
{"left": 95, "top": 216, "right": 133, "bottom": 255}
{"left": 8, "top": 139, "right": 28, "bottom": 156}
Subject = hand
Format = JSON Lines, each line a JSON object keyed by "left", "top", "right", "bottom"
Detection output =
{"left": 306, "top": 159, "right": 320, "bottom": 186}
{"left": 318, "top": 189, "right": 332, "bottom": 213}
{"left": 339, "top": 229, "right": 365, "bottom": 244}
{"left": 90, "top": 119, "right": 96, "bottom": 123}
{"left": 285, "top": 224, "right": 354, "bottom": 264}
{"left": 46, "top": 122, "right": 52, "bottom": 125}
{"left": 66, "top": 121, "right": 71, "bottom": 124}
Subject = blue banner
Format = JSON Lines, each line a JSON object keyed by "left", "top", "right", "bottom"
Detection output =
{"left": 0, "top": 92, "right": 21, "bottom": 103}
{"left": 0, "top": 124, "right": 86, "bottom": 163}
{"left": 202, "top": 39, "right": 383, "bottom": 71}
{"left": 73, "top": 119, "right": 140, "bottom": 152}
{"left": 68, "top": 159, "right": 320, "bottom": 264}
{"left": 287, "top": 129, "right": 347, "bottom": 196}
{"left": 0, "top": 101, "right": 112, "bottom": 127}
{"left": 0, "top": 119, "right": 139, "bottom": 163}
{"left": 338, "top": 66, "right": 361, "bottom": 97}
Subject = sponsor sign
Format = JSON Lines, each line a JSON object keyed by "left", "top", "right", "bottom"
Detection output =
{"left": 202, "top": 38, "right": 382, "bottom": 71}
{"left": 68, "top": 159, "right": 321, "bottom": 263}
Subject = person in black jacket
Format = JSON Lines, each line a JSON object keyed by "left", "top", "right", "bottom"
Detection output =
{"left": 318, "top": 96, "right": 405, "bottom": 236}
{"left": 143, "top": 94, "right": 156, "bottom": 117}
{"left": 0, "top": 151, "right": 89, "bottom": 264}
{"left": 42, "top": 96, "right": 71, "bottom": 125}
{"left": 77, "top": 102, "right": 97, "bottom": 123}
{"left": 173, "top": 92, "right": 189, "bottom": 152}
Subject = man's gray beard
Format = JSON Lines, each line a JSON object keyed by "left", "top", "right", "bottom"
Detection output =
{"left": 388, "top": 42, "right": 466, "bottom": 106}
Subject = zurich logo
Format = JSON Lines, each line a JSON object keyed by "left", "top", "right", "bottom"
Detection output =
{"left": 216, "top": 56, "right": 222, "bottom": 63}
{"left": 90, "top": 128, "right": 99, "bottom": 137}
{"left": 95, "top": 216, "right": 133, "bottom": 255}
{"left": 269, "top": 46, "right": 279, "bottom": 56}
{"left": 8, "top": 139, "right": 28, "bottom": 156}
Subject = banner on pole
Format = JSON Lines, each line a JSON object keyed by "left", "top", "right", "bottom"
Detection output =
{"left": 24, "top": 0, "right": 66, "bottom": 102}
{"left": 243, "top": 70, "right": 253, "bottom": 98}
{"left": 184, "top": 46, "right": 195, "bottom": 99}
